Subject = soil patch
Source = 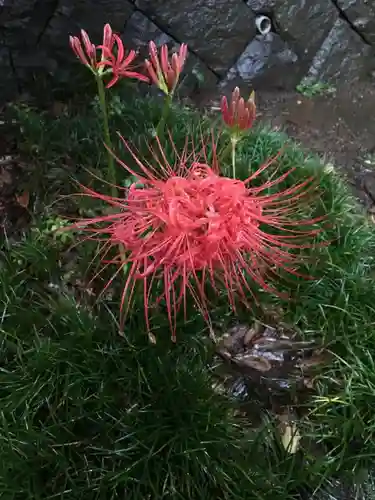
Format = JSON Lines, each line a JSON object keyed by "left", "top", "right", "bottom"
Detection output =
{"left": 256, "top": 82, "right": 375, "bottom": 206}
{"left": 0, "top": 109, "right": 31, "bottom": 242}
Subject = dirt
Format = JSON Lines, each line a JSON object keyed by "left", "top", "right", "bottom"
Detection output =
{"left": 0, "top": 113, "right": 31, "bottom": 243}
{"left": 255, "top": 82, "right": 375, "bottom": 207}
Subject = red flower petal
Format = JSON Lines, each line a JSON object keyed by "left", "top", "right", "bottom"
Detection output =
{"left": 69, "top": 135, "right": 325, "bottom": 341}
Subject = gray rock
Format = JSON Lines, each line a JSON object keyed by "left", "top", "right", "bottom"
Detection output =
{"left": 2, "top": 0, "right": 53, "bottom": 47}
{"left": 2, "top": 0, "right": 37, "bottom": 18}
{"left": 246, "top": 0, "right": 276, "bottom": 12}
{"left": 273, "top": 0, "right": 338, "bottom": 61}
{"left": 44, "top": 0, "right": 134, "bottom": 56}
{"left": 336, "top": 0, "right": 375, "bottom": 45}
{"left": 135, "top": 0, "right": 257, "bottom": 75}
{"left": 221, "top": 32, "right": 299, "bottom": 90}
{"left": 0, "top": 48, "right": 19, "bottom": 99}
{"left": 0, "top": 0, "right": 135, "bottom": 97}
{"left": 122, "top": 11, "right": 218, "bottom": 99}
{"left": 303, "top": 18, "right": 371, "bottom": 85}
{"left": 122, "top": 10, "right": 171, "bottom": 49}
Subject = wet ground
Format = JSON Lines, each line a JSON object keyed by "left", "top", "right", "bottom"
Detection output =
{"left": 0, "top": 114, "right": 31, "bottom": 242}
{"left": 256, "top": 82, "right": 375, "bottom": 207}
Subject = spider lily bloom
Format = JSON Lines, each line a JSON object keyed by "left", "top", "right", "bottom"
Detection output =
{"left": 145, "top": 41, "right": 188, "bottom": 96}
{"left": 99, "top": 34, "right": 150, "bottom": 88}
{"left": 69, "top": 23, "right": 114, "bottom": 73}
{"left": 70, "top": 136, "right": 324, "bottom": 341}
{"left": 221, "top": 87, "right": 256, "bottom": 133}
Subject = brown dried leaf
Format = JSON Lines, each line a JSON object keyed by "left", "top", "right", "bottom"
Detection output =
{"left": 222, "top": 325, "right": 247, "bottom": 354}
{"left": 51, "top": 101, "right": 67, "bottom": 117}
{"left": 235, "top": 354, "right": 272, "bottom": 372}
{"left": 277, "top": 413, "right": 301, "bottom": 454}
{"left": 0, "top": 167, "right": 12, "bottom": 186}
{"left": 148, "top": 332, "right": 157, "bottom": 344}
{"left": 303, "top": 378, "right": 315, "bottom": 389}
{"left": 244, "top": 321, "right": 263, "bottom": 346}
{"left": 280, "top": 421, "right": 301, "bottom": 454}
{"left": 16, "top": 191, "right": 30, "bottom": 208}
{"left": 298, "top": 352, "right": 331, "bottom": 370}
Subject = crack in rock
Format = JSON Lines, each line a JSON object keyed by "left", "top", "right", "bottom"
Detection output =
{"left": 331, "top": 0, "right": 371, "bottom": 45}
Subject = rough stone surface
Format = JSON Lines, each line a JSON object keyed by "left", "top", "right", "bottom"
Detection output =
{"left": 122, "top": 10, "right": 170, "bottom": 50}
{"left": 43, "top": 0, "right": 134, "bottom": 59}
{"left": 3, "top": 0, "right": 134, "bottom": 92}
{"left": 0, "top": 48, "right": 19, "bottom": 100}
{"left": 2, "top": 0, "right": 56, "bottom": 47}
{"left": 135, "top": 0, "right": 256, "bottom": 75}
{"left": 247, "top": 0, "right": 276, "bottom": 12}
{"left": 221, "top": 32, "right": 299, "bottom": 90}
{"left": 273, "top": 0, "right": 338, "bottom": 61}
{"left": 0, "top": 0, "right": 374, "bottom": 102}
{"left": 122, "top": 11, "right": 218, "bottom": 100}
{"left": 336, "top": 0, "right": 375, "bottom": 45}
{"left": 303, "top": 18, "right": 371, "bottom": 84}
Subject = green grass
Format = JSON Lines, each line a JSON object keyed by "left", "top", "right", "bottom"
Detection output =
{"left": 0, "top": 235, "right": 310, "bottom": 500}
{"left": 2, "top": 87, "right": 375, "bottom": 498}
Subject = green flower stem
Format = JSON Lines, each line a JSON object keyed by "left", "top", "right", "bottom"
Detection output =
{"left": 219, "top": 133, "right": 240, "bottom": 178}
{"left": 96, "top": 75, "right": 127, "bottom": 284}
{"left": 156, "top": 93, "right": 173, "bottom": 138}
{"left": 96, "top": 75, "right": 117, "bottom": 198}
{"left": 231, "top": 136, "right": 238, "bottom": 179}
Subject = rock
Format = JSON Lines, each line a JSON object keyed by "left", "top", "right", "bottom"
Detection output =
{"left": 2, "top": 0, "right": 37, "bottom": 19}
{"left": 122, "top": 10, "right": 171, "bottom": 50}
{"left": 303, "top": 18, "right": 371, "bottom": 85}
{"left": 135, "top": 0, "right": 257, "bottom": 75}
{"left": 247, "top": 0, "right": 276, "bottom": 13}
{"left": 2, "top": 0, "right": 55, "bottom": 47}
{"left": 272, "top": 0, "right": 338, "bottom": 61}
{"left": 0, "top": 48, "right": 19, "bottom": 100}
{"left": 221, "top": 32, "right": 299, "bottom": 90}
{"left": 336, "top": 0, "right": 375, "bottom": 45}
{"left": 44, "top": 0, "right": 134, "bottom": 58}
{"left": 122, "top": 11, "right": 218, "bottom": 99}
{"left": 1, "top": 0, "right": 135, "bottom": 97}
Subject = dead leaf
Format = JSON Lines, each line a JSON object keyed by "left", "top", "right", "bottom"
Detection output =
{"left": 0, "top": 155, "right": 13, "bottom": 166}
{"left": 222, "top": 325, "right": 247, "bottom": 354}
{"left": 303, "top": 378, "right": 315, "bottom": 389}
{"left": 0, "top": 167, "right": 12, "bottom": 186}
{"left": 244, "top": 321, "right": 263, "bottom": 346}
{"left": 16, "top": 191, "right": 30, "bottom": 208}
{"left": 279, "top": 418, "right": 301, "bottom": 454}
{"left": 234, "top": 354, "right": 272, "bottom": 372}
{"left": 51, "top": 101, "right": 67, "bottom": 116}
{"left": 298, "top": 352, "right": 331, "bottom": 370}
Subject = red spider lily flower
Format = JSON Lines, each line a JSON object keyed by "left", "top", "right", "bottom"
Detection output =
{"left": 69, "top": 23, "right": 114, "bottom": 72}
{"left": 99, "top": 34, "right": 150, "bottom": 88}
{"left": 221, "top": 87, "right": 256, "bottom": 132}
{"left": 145, "top": 41, "right": 188, "bottom": 95}
{"left": 69, "top": 135, "right": 324, "bottom": 341}
{"left": 70, "top": 24, "right": 148, "bottom": 87}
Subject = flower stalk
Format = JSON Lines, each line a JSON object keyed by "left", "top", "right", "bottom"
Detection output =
{"left": 95, "top": 74, "right": 117, "bottom": 197}
{"left": 156, "top": 94, "right": 173, "bottom": 138}
{"left": 231, "top": 136, "right": 238, "bottom": 179}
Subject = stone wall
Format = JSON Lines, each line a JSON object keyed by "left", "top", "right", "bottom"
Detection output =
{"left": 1, "top": 0, "right": 374, "bottom": 102}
